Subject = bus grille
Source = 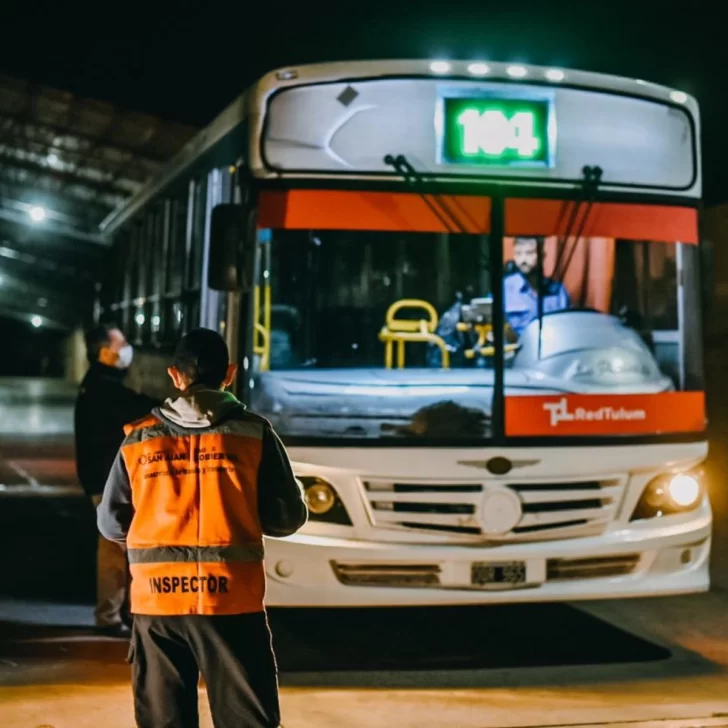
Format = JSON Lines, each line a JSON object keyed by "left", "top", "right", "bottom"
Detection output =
{"left": 546, "top": 554, "right": 641, "bottom": 580}
{"left": 363, "top": 477, "right": 626, "bottom": 541}
{"left": 332, "top": 563, "right": 441, "bottom": 588}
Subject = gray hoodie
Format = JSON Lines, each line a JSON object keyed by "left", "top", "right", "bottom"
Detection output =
{"left": 156, "top": 387, "right": 242, "bottom": 429}
{"left": 97, "top": 387, "right": 308, "bottom": 544}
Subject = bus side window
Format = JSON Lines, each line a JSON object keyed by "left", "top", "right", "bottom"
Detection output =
{"left": 701, "top": 238, "right": 714, "bottom": 315}
{"left": 161, "top": 192, "right": 188, "bottom": 343}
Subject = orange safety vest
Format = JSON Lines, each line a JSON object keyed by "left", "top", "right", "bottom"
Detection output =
{"left": 121, "top": 413, "right": 266, "bottom": 616}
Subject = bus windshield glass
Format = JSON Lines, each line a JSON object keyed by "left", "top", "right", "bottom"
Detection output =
{"left": 251, "top": 226, "right": 496, "bottom": 440}
{"left": 249, "top": 192, "right": 704, "bottom": 442}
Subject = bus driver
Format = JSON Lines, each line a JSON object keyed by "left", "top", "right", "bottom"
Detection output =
{"left": 503, "top": 236, "right": 570, "bottom": 336}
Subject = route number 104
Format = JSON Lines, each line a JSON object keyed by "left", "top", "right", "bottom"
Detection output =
{"left": 457, "top": 109, "right": 541, "bottom": 158}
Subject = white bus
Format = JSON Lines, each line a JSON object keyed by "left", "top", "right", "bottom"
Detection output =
{"left": 100, "top": 60, "right": 709, "bottom": 606}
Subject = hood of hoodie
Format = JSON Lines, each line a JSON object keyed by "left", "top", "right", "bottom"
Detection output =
{"left": 155, "top": 387, "right": 243, "bottom": 429}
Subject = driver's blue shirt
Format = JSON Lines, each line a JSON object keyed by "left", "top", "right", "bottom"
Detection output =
{"left": 503, "top": 272, "right": 570, "bottom": 336}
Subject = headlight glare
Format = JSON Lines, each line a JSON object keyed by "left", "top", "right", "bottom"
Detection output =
{"left": 666, "top": 473, "right": 701, "bottom": 508}
{"left": 631, "top": 469, "right": 705, "bottom": 521}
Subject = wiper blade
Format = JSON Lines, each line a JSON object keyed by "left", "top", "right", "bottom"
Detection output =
{"left": 552, "top": 165, "right": 603, "bottom": 283}
{"left": 537, "top": 165, "right": 602, "bottom": 360}
{"left": 384, "top": 154, "right": 471, "bottom": 234}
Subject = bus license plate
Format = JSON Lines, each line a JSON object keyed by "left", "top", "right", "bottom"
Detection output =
{"left": 471, "top": 561, "right": 527, "bottom": 587}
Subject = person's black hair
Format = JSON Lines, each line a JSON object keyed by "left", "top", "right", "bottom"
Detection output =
{"left": 514, "top": 236, "right": 545, "bottom": 246}
{"left": 85, "top": 323, "right": 116, "bottom": 363}
{"left": 173, "top": 328, "right": 230, "bottom": 388}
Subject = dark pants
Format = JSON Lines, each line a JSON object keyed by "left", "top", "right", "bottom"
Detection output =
{"left": 129, "top": 612, "right": 281, "bottom": 728}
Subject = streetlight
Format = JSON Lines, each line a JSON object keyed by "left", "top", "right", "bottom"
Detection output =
{"left": 31, "top": 315, "right": 42, "bottom": 328}
{"left": 28, "top": 206, "right": 46, "bottom": 223}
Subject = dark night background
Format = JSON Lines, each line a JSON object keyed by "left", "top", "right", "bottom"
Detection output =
{"left": 1, "top": 1, "right": 721, "bottom": 194}
{"left": 0, "top": 0, "right": 722, "bottom": 371}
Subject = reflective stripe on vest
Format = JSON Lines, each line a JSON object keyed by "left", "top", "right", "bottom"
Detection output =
{"left": 121, "top": 414, "right": 266, "bottom": 616}
{"left": 128, "top": 544, "right": 265, "bottom": 564}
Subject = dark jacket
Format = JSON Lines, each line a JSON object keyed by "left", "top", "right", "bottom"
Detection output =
{"left": 74, "top": 362, "right": 159, "bottom": 498}
{"left": 97, "top": 387, "right": 308, "bottom": 543}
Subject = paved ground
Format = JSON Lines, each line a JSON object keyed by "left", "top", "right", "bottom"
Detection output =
{"left": 1, "top": 370, "right": 728, "bottom": 728}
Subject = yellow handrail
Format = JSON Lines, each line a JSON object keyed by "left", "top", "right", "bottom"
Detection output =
{"left": 456, "top": 321, "right": 520, "bottom": 359}
{"left": 254, "top": 323, "right": 270, "bottom": 368}
{"left": 379, "top": 299, "right": 450, "bottom": 369}
{"left": 384, "top": 299, "right": 438, "bottom": 332}
{"left": 253, "top": 284, "right": 271, "bottom": 371}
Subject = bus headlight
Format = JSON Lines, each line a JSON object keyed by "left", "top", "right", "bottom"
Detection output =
{"left": 666, "top": 474, "right": 701, "bottom": 507}
{"left": 631, "top": 470, "right": 705, "bottom": 521}
{"left": 298, "top": 476, "right": 353, "bottom": 525}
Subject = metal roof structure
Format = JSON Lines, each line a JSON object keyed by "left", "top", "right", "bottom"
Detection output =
{"left": 0, "top": 74, "right": 197, "bottom": 330}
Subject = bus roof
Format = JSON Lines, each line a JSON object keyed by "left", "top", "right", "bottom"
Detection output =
{"left": 254, "top": 59, "right": 695, "bottom": 107}
{"left": 101, "top": 60, "right": 697, "bottom": 236}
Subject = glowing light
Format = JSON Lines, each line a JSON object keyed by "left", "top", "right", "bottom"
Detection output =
{"left": 135, "top": 313, "right": 146, "bottom": 326}
{"left": 430, "top": 61, "right": 451, "bottom": 74}
{"left": 459, "top": 109, "right": 540, "bottom": 156}
{"left": 31, "top": 315, "right": 42, "bottom": 328}
{"left": 506, "top": 65, "right": 528, "bottom": 78}
{"left": 545, "top": 69, "right": 565, "bottom": 82}
{"left": 467, "top": 62, "right": 490, "bottom": 76}
{"left": 28, "top": 206, "right": 46, "bottom": 222}
{"left": 443, "top": 97, "right": 550, "bottom": 167}
{"left": 670, "top": 90, "right": 688, "bottom": 104}
{"left": 151, "top": 315, "right": 161, "bottom": 328}
{"left": 667, "top": 474, "right": 701, "bottom": 508}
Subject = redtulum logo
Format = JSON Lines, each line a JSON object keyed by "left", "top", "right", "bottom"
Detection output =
{"left": 543, "top": 397, "right": 647, "bottom": 428}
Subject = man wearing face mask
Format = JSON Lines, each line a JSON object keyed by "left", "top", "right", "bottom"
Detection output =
{"left": 74, "top": 324, "right": 159, "bottom": 637}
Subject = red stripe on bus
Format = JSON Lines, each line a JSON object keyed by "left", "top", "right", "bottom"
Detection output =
{"left": 257, "top": 190, "right": 491, "bottom": 233}
{"left": 505, "top": 391, "right": 706, "bottom": 437}
{"left": 506, "top": 200, "right": 698, "bottom": 243}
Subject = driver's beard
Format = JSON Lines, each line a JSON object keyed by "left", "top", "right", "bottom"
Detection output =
{"left": 523, "top": 270, "right": 540, "bottom": 290}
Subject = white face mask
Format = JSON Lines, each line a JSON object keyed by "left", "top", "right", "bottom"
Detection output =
{"left": 116, "top": 344, "right": 134, "bottom": 370}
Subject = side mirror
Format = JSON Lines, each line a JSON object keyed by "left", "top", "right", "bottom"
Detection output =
{"left": 208, "top": 204, "right": 256, "bottom": 293}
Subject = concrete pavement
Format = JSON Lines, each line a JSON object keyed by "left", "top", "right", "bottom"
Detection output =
{"left": 2, "top": 590, "right": 728, "bottom": 728}
{"left": 2, "top": 591, "right": 728, "bottom": 728}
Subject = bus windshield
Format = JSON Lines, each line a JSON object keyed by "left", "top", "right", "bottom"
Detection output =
{"left": 249, "top": 193, "right": 704, "bottom": 442}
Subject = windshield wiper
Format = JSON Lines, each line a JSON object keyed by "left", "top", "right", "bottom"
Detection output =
{"left": 536, "top": 165, "right": 602, "bottom": 360}
{"left": 551, "top": 165, "right": 603, "bottom": 283}
{"left": 383, "top": 156, "right": 604, "bottom": 367}
{"left": 383, "top": 154, "right": 473, "bottom": 234}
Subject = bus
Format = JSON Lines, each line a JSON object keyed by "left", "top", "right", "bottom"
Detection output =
{"left": 99, "top": 60, "right": 709, "bottom": 606}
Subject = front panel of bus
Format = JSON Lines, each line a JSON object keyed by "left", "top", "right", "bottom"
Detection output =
{"left": 212, "top": 67, "right": 711, "bottom": 604}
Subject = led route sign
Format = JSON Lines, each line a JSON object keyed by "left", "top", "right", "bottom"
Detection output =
{"left": 442, "top": 97, "right": 552, "bottom": 167}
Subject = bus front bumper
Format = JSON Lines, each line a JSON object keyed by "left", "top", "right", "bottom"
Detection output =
{"left": 264, "top": 508, "right": 711, "bottom": 607}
